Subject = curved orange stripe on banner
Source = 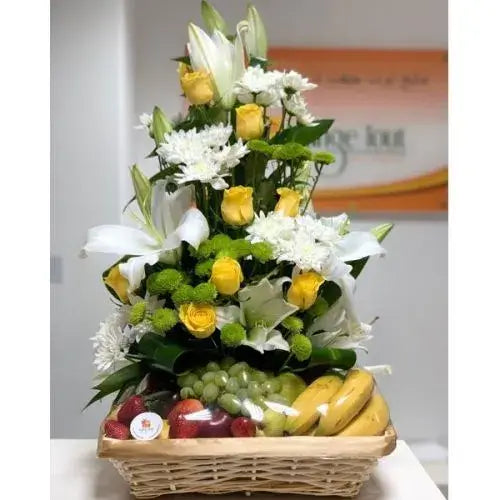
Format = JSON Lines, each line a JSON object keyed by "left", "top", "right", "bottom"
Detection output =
{"left": 314, "top": 167, "right": 448, "bottom": 199}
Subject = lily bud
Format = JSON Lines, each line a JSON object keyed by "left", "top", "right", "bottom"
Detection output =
{"left": 130, "top": 164, "right": 152, "bottom": 221}
{"left": 151, "top": 106, "right": 172, "bottom": 147}
{"left": 246, "top": 4, "right": 267, "bottom": 59}
{"left": 201, "top": 0, "right": 228, "bottom": 35}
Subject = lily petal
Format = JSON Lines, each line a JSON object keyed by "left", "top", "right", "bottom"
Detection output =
{"left": 167, "top": 207, "right": 209, "bottom": 251}
{"left": 81, "top": 225, "right": 159, "bottom": 257}
{"left": 119, "top": 253, "right": 160, "bottom": 294}
{"left": 335, "top": 231, "right": 385, "bottom": 262}
{"left": 151, "top": 183, "right": 193, "bottom": 238}
{"left": 320, "top": 255, "right": 352, "bottom": 281}
{"left": 216, "top": 305, "right": 243, "bottom": 329}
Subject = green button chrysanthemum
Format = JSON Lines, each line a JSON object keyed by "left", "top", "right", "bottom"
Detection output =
{"left": 220, "top": 323, "right": 246, "bottom": 347}
{"left": 129, "top": 301, "right": 147, "bottom": 326}
{"left": 290, "top": 334, "right": 312, "bottom": 362}
{"left": 151, "top": 308, "right": 178, "bottom": 333}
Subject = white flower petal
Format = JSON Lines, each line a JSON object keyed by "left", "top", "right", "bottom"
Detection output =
{"left": 151, "top": 183, "right": 193, "bottom": 238}
{"left": 119, "top": 254, "right": 160, "bottom": 293}
{"left": 216, "top": 305, "right": 243, "bottom": 329}
{"left": 172, "top": 207, "right": 209, "bottom": 250}
{"left": 81, "top": 225, "right": 159, "bottom": 257}
{"left": 335, "top": 231, "right": 385, "bottom": 262}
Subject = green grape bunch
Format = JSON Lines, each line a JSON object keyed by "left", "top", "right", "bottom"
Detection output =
{"left": 176, "top": 357, "right": 301, "bottom": 417}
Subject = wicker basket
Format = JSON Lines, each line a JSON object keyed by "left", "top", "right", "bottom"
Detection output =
{"left": 97, "top": 424, "right": 396, "bottom": 498}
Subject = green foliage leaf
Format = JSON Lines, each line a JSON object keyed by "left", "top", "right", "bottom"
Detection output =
{"left": 249, "top": 56, "right": 268, "bottom": 69}
{"left": 298, "top": 347, "right": 356, "bottom": 371}
{"left": 271, "top": 119, "right": 334, "bottom": 146}
{"left": 172, "top": 55, "right": 191, "bottom": 65}
{"left": 137, "top": 333, "right": 197, "bottom": 374}
{"left": 83, "top": 362, "right": 143, "bottom": 410}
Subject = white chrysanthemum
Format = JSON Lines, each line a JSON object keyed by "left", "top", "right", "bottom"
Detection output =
{"left": 283, "top": 94, "right": 315, "bottom": 125}
{"left": 134, "top": 112, "right": 153, "bottom": 131}
{"left": 127, "top": 320, "right": 154, "bottom": 344}
{"left": 158, "top": 124, "right": 248, "bottom": 189}
{"left": 175, "top": 160, "right": 229, "bottom": 189}
{"left": 246, "top": 211, "right": 296, "bottom": 248}
{"left": 91, "top": 310, "right": 132, "bottom": 373}
{"left": 233, "top": 66, "right": 281, "bottom": 106}
{"left": 246, "top": 211, "right": 385, "bottom": 278}
{"left": 276, "top": 70, "right": 317, "bottom": 93}
{"left": 296, "top": 214, "right": 342, "bottom": 246}
{"left": 277, "top": 230, "right": 330, "bottom": 272}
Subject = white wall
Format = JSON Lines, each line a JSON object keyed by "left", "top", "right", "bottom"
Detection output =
{"left": 50, "top": 0, "right": 134, "bottom": 437}
{"left": 51, "top": 0, "right": 447, "bottom": 441}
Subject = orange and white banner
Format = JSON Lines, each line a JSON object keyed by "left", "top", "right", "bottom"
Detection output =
{"left": 269, "top": 48, "right": 448, "bottom": 213}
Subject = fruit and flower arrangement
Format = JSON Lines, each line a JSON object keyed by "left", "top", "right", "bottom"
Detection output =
{"left": 82, "top": 1, "right": 393, "bottom": 443}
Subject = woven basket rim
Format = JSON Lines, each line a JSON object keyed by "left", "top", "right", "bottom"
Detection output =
{"left": 97, "top": 423, "right": 396, "bottom": 460}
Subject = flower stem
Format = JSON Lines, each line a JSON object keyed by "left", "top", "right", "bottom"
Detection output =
{"left": 302, "top": 162, "right": 323, "bottom": 214}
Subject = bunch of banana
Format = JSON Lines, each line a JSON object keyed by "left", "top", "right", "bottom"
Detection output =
{"left": 284, "top": 374, "right": 343, "bottom": 435}
{"left": 284, "top": 369, "right": 390, "bottom": 437}
{"left": 316, "top": 369, "right": 374, "bottom": 436}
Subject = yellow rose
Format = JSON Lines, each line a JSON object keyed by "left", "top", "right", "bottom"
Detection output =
{"left": 236, "top": 103, "right": 264, "bottom": 140}
{"left": 103, "top": 265, "right": 129, "bottom": 304}
{"left": 287, "top": 271, "right": 325, "bottom": 310}
{"left": 180, "top": 70, "right": 214, "bottom": 105}
{"left": 221, "top": 186, "right": 254, "bottom": 226}
{"left": 210, "top": 257, "right": 244, "bottom": 295}
{"left": 179, "top": 302, "right": 216, "bottom": 338}
{"left": 275, "top": 188, "right": 302, "bottom": 217}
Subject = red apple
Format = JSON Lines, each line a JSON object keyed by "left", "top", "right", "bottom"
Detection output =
{"left": 231, "top": 417, "right": 256, "bottom": 437}
{"left": 199, "top": 409, "right": 233, "bottom": 438}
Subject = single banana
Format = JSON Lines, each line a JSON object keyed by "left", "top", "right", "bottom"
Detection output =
{"left": 284, "top": 375, "right": 343, "bottom": 435}
{"left": 316, "top": 369, "right": 374, "bottom": 436}
{"left": 337, "top": 394, "right": 390, "bottom": 436}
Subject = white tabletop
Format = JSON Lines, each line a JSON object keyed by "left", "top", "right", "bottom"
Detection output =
{"left": 50, "top": 439, "right": 445, "bottom": 499}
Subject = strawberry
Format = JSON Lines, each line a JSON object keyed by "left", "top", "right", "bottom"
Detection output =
{"left": 117, "top": 395, "right": 147, "bottom": 425}
{"left": 231, "top": 417, "right": 256, "bottom": 437}
{"left": 104, "top": 419, "right": 130, "bottom": 440}
{"left": 168, "top": 399, "right": 204, "bottom": 439}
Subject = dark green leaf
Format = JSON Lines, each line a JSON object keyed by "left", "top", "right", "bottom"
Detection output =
{"left": 172, "top": 55, "right": 191, "bottom": 64}
{"left": 92, "top": 362, "right": 142, "bottom": 392}
{"left": 83, "top": 363, "right": 142, "bottom": 410}
{"left": 249, "top": 56, "right": 268, "bottom": 69}
{"left": 137, "top": 333, "right": 198, "bottom": 374}
{"left": 271, "top": 119, "right": 334, "bottom": 146}
{"left": 307, "top": 347, "right": 357, "bottom": 370}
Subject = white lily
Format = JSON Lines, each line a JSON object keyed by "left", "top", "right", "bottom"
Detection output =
{"left": 215, "top": 277, "right": 297, "bottom": 354}
{"left": 81, "top": 181, "right": 209, "bottom": 294}
{"left": 187, "top": 23, "right": 245, "bottom": 109}
{"left": 307, "top": 273, "right": 373, "bottom": 351}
